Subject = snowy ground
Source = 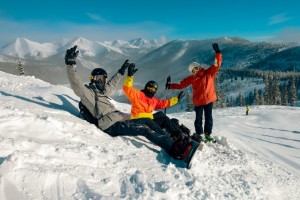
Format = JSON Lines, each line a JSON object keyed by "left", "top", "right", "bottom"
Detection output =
{"left": 0, "top": 71, "right": 299, "bottom": 200}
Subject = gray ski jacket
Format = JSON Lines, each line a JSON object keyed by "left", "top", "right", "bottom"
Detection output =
{"left": 67, "top": 65, "right": 126, "bottom": 130}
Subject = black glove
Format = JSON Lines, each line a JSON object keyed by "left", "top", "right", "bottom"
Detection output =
{"left": 65, "top": 45, "right": 79, "bottom": 65}
{"left": 165, "top": 76, "right": 171, "bottom": 89}
{"left": 118, "top": 59, "right": 130, "bottom": 75}
{"left": 127, "top": 63, "right": 138, "bottom": 76}
{"left": 212, "top": 43, "right": 221, "bottom": 53}
{"left": 177, "top": 91, "right": 185, "bottom": 102}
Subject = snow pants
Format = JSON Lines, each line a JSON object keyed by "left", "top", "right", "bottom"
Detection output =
{"left": 153, "top": 111, "right": 184, "bottom": 136}
{"left": 194, "top": 102, "right": 213, "bottom": 135}
{"left": 104, "top": 119, "right": 174, "bottom": 152}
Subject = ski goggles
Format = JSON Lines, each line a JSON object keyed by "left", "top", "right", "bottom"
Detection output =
{"left": 91, "top": 74, "right": 107, "bottom": 82}
{"left": 146, "top": 86, "right": 157, "bottom": 93}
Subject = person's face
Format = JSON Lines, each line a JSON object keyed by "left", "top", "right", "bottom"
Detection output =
{"left": 94, "top": 74, "right": 107, "bottom": 83}
{"left": 192, "top": 67, "right": 199, "bottom": 74}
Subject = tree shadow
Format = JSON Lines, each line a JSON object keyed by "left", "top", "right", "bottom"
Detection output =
{"left": 256, "top": 126, "right": 300, "bottom": 134}
{"left": 0, "top": 91, "right": 79, "bottom": 116}
{"left": 234, "top": 132, "right": 300, "bottom": 150}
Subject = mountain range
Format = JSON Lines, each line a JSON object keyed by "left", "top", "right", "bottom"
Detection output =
{"left": 0, "top": 37, "right": 299, "bottom": 88}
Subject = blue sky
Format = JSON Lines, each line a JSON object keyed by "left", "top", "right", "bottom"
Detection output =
{"left": 1, "top": 0, "right": 300, "bottom": 46}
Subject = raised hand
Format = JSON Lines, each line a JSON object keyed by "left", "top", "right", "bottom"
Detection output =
{"left": 65, "top": 45, "right": 79, "bottom": 65}
{"left": 212, "top": 43, "right": 221, "bottom": 53}
{"left": 127, "top": 63, "right": 138, "bottom": 76}
{"left": 118, "top": 59, "right": 130, "bottom": 75}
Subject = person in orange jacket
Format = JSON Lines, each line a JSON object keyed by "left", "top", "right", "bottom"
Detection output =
{"left": 123, "top": 63, "right": 201, "bottom": 160}
{"left": 123, "top": 63, "right": 189, "bottom": 141}
{"left": 166, "top": 43, "right": 222, "bottom": 143}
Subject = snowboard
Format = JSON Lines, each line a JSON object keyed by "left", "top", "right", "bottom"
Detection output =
{"left": 184, "top": 141, "right": 204, "bottom": 169}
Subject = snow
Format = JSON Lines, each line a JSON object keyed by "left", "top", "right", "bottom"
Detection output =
{"left": 0, "top": 70, "right": 300, "bottom": 200}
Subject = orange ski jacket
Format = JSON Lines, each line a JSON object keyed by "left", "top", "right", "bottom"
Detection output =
{"left": 170, "top": 53, "right": 222, "bottom": 106}
{"left": 123, "top": 76, "right": 179, "bottom": 119}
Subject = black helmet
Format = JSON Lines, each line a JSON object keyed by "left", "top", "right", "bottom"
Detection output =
{"left": 145, "top": 81, "right": 158, "bottom": 90}
{"left": 90, "top": 68, "right": 107, "bottom": 83}
{"left": 143, "top": 80, "right": 158, "bottom": 98}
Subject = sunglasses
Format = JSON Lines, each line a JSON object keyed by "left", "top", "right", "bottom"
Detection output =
{"left": 192, "top": 67, "right": 199, "bottom": 74}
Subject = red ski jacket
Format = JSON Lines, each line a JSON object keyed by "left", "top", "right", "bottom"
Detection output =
{"left": 170, "top": 53, "right": 222, "bottom": 106}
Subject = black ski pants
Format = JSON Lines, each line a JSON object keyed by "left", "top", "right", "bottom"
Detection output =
{"left": 153, "top": 111, "right": 182, "bottom": 136}
{"left": 194, "top": 102, "right": 213, "bottom": 135}
{"left": 104, "top": 119, "right": 174, "bottom": 152}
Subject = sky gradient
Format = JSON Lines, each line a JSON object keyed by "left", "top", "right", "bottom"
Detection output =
{"left": 1, "top": 0, "right": 300, "bottom": 46}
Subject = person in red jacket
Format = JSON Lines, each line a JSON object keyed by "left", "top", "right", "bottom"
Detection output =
{"left": 166, "top": 43, "right": 222, "bottom": 142}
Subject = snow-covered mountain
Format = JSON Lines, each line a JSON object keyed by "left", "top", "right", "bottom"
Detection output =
{"left": 0, "top": 38, "right": 59, "bottom": 59}
{"left": 134, "top": 38, "right": 300, "bottom": 86}
{"left": 0, "top": 37, "right": 299, "bottom": 87}
{"left": 0, "top": 70, "right": 300, "bottom": 199}
{"left": 0, "top": 37, "right": 164, "bottom": 85}
{"left": 0, "top": 37, "right": 164, "bottom": 60}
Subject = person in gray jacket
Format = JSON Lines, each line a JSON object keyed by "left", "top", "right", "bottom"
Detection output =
{"left": 65, "top": 45, "right": 194, "bottom": 160}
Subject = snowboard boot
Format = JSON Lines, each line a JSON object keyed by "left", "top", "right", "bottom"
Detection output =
{"left": 191, "top": 133, "right": 202, "bottom": 143}
{"left": 169, "top": 134, "right": 192, "bottom": 160}
{"left": 203, "top": 134, "right": 216, "bottom": 143}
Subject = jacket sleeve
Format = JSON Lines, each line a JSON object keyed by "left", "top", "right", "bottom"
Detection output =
{"left": 103, "top": 72, "right": 122, "bottom": 96}
{"left": 206, "top": 53, "right": 222, "bottom": 76}
{"left": 170, "top": 75, "right": 195, "bottom": 89}
{"left": 155, "top": 96, "right": 179, "bottom": 109}
{"left": 66, "top": 66, "right": 93, "bottom": 100}
{"left": 123, "top": 76, "right": 140, "bottom": 102}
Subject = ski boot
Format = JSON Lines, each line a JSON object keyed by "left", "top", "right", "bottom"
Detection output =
{"left": 203, "top": 134, "right": 216, "bottom": 143}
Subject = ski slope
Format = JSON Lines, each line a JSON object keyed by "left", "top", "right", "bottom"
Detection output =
{"left": 0, "top": 71, "right": 299, "bottom": 200}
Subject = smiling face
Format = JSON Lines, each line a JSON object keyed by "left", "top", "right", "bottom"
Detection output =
{"left": 192, "top": 66, "right": 199, "bottom": 74}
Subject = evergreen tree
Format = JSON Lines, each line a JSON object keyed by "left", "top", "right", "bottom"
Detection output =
{"left": 186, "top": 91, "right": 194, "bottom": 112}
{"left": 17, "top": 60, "right": 25, "bottom": 76}
{"left": 259, "top": 89, "right": 264, "bottom": 105}
{"left": 281, "top": 81, "right": 288, "bottom": 106}
{"left": 215, "top": 73, "right": 226, "bottom": 108}
{"left": 236, "top": 92, "right": 244, "bottom": 106}
{"left": 253, "top": 88, "right": 260, "bottom": 105}
{"left": 263, "top": 75, "right": 270, "bottom": 104}
{"left": 289, "top": 78, "right": 297, "bottom": 106}
{"left": 273, "top": 76, "right": 281, "bottom": 105}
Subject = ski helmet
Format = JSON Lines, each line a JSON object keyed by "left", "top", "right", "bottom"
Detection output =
{"left": 143, "top": 80, "right": 158, "bottom": 98}
{"left": 188, "top": 62, "right": 200, "bottom": 73}
{"left": 90, "top": 68, "right": 107, "bottom": 83}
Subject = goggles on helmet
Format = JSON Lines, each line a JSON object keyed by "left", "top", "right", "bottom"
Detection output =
{"left": 90, "top": 74, "right": 107, "bottom": 83}
{"left": 146, "top": 86, "right": 157, "bottom": 93}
